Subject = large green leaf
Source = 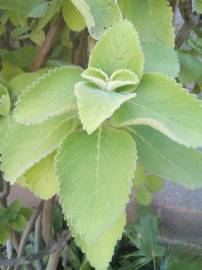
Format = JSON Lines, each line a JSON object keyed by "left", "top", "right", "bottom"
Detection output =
{"left": 76, "top": 213, "right": 125, "bottom": 270}
{"left": 62, "top": 0, "right": 86, "bottom": 32}
{"left": 89, "top": 20, "right": 144, "bottom": 79}
{"left": 130, "top": 126, "right": 202, "bottom": 189}
{"left": 75, "top": 81, "right": 136, "bottom": 134}
{"left": 21, "top": 152, "right": 58, "bottom": 200}
{"left": 1, "top": 114, "right": 77, "bottom": 183}
{"left": 14, "top": 66, "right": 82, "bottom": 125}
{"left": 84, "top": 0, "right": 121, "bottom": 39}
{"left": 112, "top": 73, "right": 202, "bottom": 148}
{"left": 56, "top": 128, "right": 136, "bottom": 243}
{"left": 142, "top": 42, "right": 179, "bottom": 78}
{"left": 119, "top": 0, "right": 174, "bottom": 47}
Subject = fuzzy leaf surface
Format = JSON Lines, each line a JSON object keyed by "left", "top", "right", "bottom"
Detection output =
{"left": 56, "top": 128, "right": 136, "bottom": 243}
{"left": 76, "top": 213, "right": 125, "bottom": 270}
{"left": 119, "top": 0, "right": 174, "bottom": 47}
{"left": 14, "top": 66, "right": 82, "bottom": 125}
{"left": 142, "top": 42, "right": 179, "bottom": 78}
{"left": 131, "top": 126, "right": 202, "bottom": 189}
{"left": 21, "top": 152, "right": 58, "bottom": 200}
{"left": 112, "top": 73, "right": 202, "bottom": 148}
{"left": 75, "top": 81, "right": 136, "bottom": 134}
{"left": 89, "top": 20, "right": 144, "bottom": 78}
{"left": 1, "top": 114, "right": 77, "bottom": 183}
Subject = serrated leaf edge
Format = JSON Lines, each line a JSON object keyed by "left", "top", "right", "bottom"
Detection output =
{"left": 13, "top": 65, "right": 82, "bottom": 126}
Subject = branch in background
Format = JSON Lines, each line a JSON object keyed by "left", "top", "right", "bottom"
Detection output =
{"left": 31, "top": 15, "right": 65, "bottom": 71}
{"left": 0, "top": 173, "right": 10, "bottom": 207}
{"left": 14, "top": 202, "right": 43, "bottom": 270}
{"left": 0, "top": 231, "right": 71, "bottom": 267}
{"left": 42, "top": 198, "right": 55, "bottom": 247}
{"left": 175, "top": 0, "right": 198, "bottom": 48}
{"left": 35, "top": 213, "right": 43, "bottom": 270}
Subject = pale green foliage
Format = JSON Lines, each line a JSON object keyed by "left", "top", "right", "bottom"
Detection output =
{"left": 76, "top": 214, "right": 125, "bottom": 270}
{"left": 0, "top": 115, "right": 10, "bottom": 152}
{"left": 68, "top": 0, "right": 121, "bottom": 39}
{"left": 82, "top": 68, "right": 139, "bottom": 91}
{"left": 84, "top": 0, "right": 121, "bottom": 39}
{"left": 14, "top": 66, "right": 82, "bottom": 125}
{"left": 89, "top": 20, "right": 144, "bottom": 78}
{"left": 1, "top": 114, "right": 77, "bottom": 183}
{"left": 21, "top": 152, "right": 58, "bottom": 200}
{"left": 75, "top": 81, "right": 136, "bottom": 134}
{"left": 56, "top": 128, "right": 136, "bottom": 243}
{"left": 131, "top": 126, "right": 202, "bottom": 189}
{"left": 0, "top": 84, "right": 10, "bottom": 116}
{"left": 62, "top": 0, "right": 86, "bottom": 32}
{"left": 112, "top": 73, "right": 202, "bottom": 148}
{"left": 119, "top": 0, "right": 175, "bottom": 47}
{"left": 134, "top": 166, "right": 164, "bottom": 206}
{"left": 142, "top": 42, "right": 179, "bottom": 78}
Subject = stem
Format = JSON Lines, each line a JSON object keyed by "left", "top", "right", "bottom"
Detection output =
{"left": 14, "top": 202, "right": 43, "bottom": 270}
{"left": 31, "top": 15, "right": 65, "bottom": 71}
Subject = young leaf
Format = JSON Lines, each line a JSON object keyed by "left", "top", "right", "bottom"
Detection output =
{"left": 1, "top": 114, "right": 77, "bottom": 183}
{"left": 75, "top": 81, "right": 136, "bottom": 134}
{"left": 0, "top": 115, "right": 12, "bottom": 153}
{"left": 130, "top": 125, "right": 202, "bottom": 189}
{"left": 56, "top": 128, "right": 136, "bottom": 243}
{"left": 76, "top": 213, "right": 125, "bottom": 270}
{"left": 136, "top": 187, "right": 152, "bottom": 206}
{"left": 142, "top": 42, "right": 179, "bottom": 78}
{"left": 119, "top": 0, "right": 175, "bottom": 47}
{"left": 108, "top": 69, "right": 139, "bottom": 91}
{"left": 82, "top": 67, "right": 108, "bottom": 90}
{"left": 112, "top": 73, "right": 202, "bottom": 148}
{"left": 21, "top": 152, "right": 58, "bottom": 200}
{"left": 89, "top": 20, "right": 144, "bottom": 79}
{"left": 14, "top": 66, "right": 82, "bottom": 125}
{"left": 144, "top": 175, "right": 164, "bottom": 193}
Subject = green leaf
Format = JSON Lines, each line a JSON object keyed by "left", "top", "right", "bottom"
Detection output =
{"left": 75, "top": 81, "right": 136, "bottom": 134}
{"left": 1, "top": 114, "right": 77, "bottom": 183}
{"left": 0, "top": 223, "right": 10, "bottom": 244}
{"left": 56, "top": 128, "right": 136, "bottom": 243}
{"left": 144, "top": 176, "right": 164, "bottom": 193}
{"left": 131, "top": 125, "right": 202, "bottom": 189}
{"left": 84, "top": 0, "right": 121, "bottom": 39}
{"left": 63, "top": 0, "right": 86, "bottom": 32}
{"left": 142, "top": 42, "right": 179, "bottom": 78}
{"left": 112, "top": 73, "right": 202, "bottom": 148}
{"left": 0, "top": 0, "right": 46, "bottom": 17}
{"left": 36, "top": 0, "right": 63, "bottom": 32}
{"left": 119, "top": 0, "right": 174, "bottom": 47}
{"left": 108, "top": 69, "right": 139, "bottom": 91}
{"left": 133, "top": 166, "right": 145, "bottom": 186}
{"left": 89, "top": 20, "right": 144, "bottom": 79}
{"left": 22, "top": 152, "right": 58, "bottom": 200}
{"left": 0, "top": 115, "right": 11, "bottom": 153}
{"left": 14, "top": 66, "right": 82, "bottom": 125}
{"left": 0, "top": 84, "right": 10, "bottom": 116}
{"left": 195, "top": 0, "right": 202, "bottom": 13}
{"left": 136, "top": 187, "right": 152, "bottom": 206}
{"left": 9, "top": 215, "right": 26, "bottom": 232}
{"left": 2, "top": 46, "right": 37, "bottom": 69}
{"left": 178, "top": 50, "right": 202, "bottom": 85}
{"left": 76, "top": 213, "right": 125, "bottom": 270}
{"left": 82, "top": 67, "right": 108, "bottom": 89}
